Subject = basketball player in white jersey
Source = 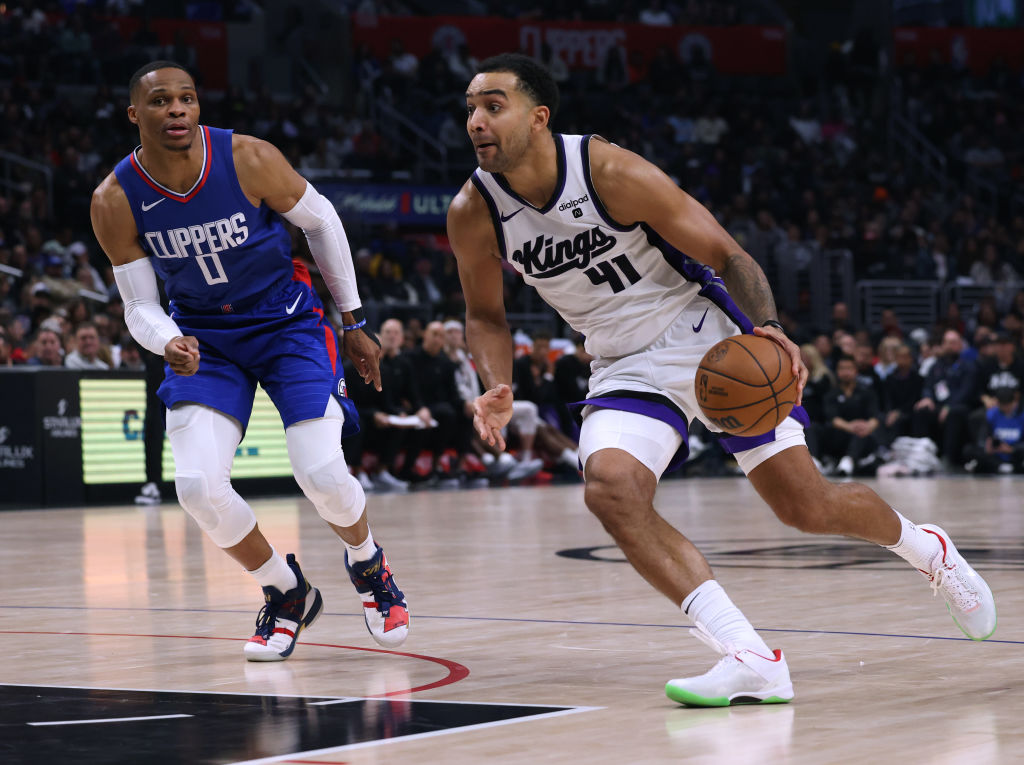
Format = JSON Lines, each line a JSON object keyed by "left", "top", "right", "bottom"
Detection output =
{"left": 448, "top": 53, "right": 996, "bottom": 706}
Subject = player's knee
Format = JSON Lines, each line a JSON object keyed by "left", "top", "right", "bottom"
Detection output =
{"left": 294, "top": 447, "right": 365, "bottom": 528}
{"left": 583, "top": 460, "right": 653, "bottom": 533}
{"left": 174, "top": 470, "right": 255, "bottom": 547}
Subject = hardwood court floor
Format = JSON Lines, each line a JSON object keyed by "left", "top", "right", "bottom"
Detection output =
{"left": 1, "top": 476, "right": 1022, "bottom": 764}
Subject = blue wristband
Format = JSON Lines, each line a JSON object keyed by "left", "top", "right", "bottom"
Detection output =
{"left": 342, "top": 318, "right": 367, "bottom": 331}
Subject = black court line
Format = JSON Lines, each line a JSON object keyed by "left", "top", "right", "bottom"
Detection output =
{"left": 1, "top": 685, "right": 594, "bottom": 765}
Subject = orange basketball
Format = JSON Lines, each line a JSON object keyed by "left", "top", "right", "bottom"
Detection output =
{"left": 695, "top": 334, "right": 797, "bottom": 436}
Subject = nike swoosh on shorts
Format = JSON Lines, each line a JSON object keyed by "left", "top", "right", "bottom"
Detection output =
{"left": 285, "top": 294, "right": 303, "bottom": 314}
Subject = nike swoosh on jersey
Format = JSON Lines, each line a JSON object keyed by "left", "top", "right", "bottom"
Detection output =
{"left": 500, "top": 207, "right": 525, "bottom": 222}
{"left": 285, "top": 294, "right": 303, "bottom": 314}
{"left": 141, "top": 198, "right": 166, "bottom": 212}
{"left": 692, "top": 308, "right": 709, "bottom": 333}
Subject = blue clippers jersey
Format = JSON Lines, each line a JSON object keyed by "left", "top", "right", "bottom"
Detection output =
{"left": 113, "top": 126, "right": 294, "bottom": 313}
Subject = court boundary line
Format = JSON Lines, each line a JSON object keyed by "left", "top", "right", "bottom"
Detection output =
{"left": 225, "top": 706, "right": 599, "bottom": 765}
{"left": 0, "top": 610, "right": 1020, "bottom": 645}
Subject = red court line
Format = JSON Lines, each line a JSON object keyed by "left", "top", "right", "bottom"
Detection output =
{"left": 0, "top": 630, "right": 469, "bottom": 696}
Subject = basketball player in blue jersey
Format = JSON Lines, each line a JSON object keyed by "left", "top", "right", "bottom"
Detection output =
{"left": 448, "top": 54, "right": 995, "bottom": 706}
{"left": 90, "top": 61, "right": 409, "bottom": 661}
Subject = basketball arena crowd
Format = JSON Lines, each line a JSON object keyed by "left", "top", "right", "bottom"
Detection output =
{"left": 2, "top": 2, "right": 1024, "bottom": 494}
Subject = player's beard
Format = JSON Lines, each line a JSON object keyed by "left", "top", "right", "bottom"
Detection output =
{"left": 478, "top": 128, "right": 529, "bottom": 174}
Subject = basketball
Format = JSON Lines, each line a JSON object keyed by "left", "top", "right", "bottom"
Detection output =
{"left": 695, "top": 334, "right": 797, "bottom": 436}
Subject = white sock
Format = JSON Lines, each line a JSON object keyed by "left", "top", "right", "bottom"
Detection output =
{"left": 521, "top": 448, "right": 534, "bottom": 461}
{"left": 497, "top": 452, "right": 516, "bottom": 466}
{"left": 481, "top": 452, "right": 496, "bottom": 466}
{"left": 345, "top": 528, "right": 376, "bottom": 563}
{"left": 885, "top": 510, "right": 942, "bottom": 572}
{"left": 560, "top": 447, "right": 578, "bottom": 466}
{"left": 682, "top": 580, "right": 772, "bottom": 655}
{"left": 248, "top": 549, "right": 298, "bottom": 593}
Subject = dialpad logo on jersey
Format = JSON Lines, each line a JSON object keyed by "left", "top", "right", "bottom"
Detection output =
{"left": 557, "top": 193, "right": 589, "bottom": 212}
{"left": 511, "top": 226, "right": 617, "bottom": 279}
{"left": 143, "top": 212, "right": 249, "bottom": 259}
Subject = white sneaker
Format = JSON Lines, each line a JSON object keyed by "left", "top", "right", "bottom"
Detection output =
{"left": 507, "top": 457, "right": 544, "bottom": 481}
{"left": 666, "top": 626, "right": 793, "bottom": 707}
{"left": 837, "top": 456, "right": 854, "bottom": 476}
{"left": 356, "top": 470, "right": 375, "bottom": 493}
{"left": 373, "top": 470, "right": 409, "bottom": 492}
{"left": 134, "top": 482, "right": 161, "bottom": 505}
{"left": 918, "top": 524, "right": 997, "bottom": 640}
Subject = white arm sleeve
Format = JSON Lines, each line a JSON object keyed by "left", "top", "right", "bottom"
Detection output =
{"left": 113, "top": 258, "right": 182, "bottom": 356}
{"left": 281, "top": 181, "right": 361, "bottom": 313}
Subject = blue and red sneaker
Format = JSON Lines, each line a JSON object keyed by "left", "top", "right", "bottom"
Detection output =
{"left": 244, "top": 553, "right": 324, "bottom": 662}
{"left": 345, "top": 544, "right": 410, "bottom": 647}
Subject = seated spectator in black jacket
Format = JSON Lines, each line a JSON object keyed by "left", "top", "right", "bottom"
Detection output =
{"left": 553, "top": 335, "right": 592, "bottom": 439}
{"left": 964, "top": 387, "right": 1024, "bottom": 474}
{"left": 513, "top": 330, "right": 561, "bottom": 427}
{"left": 344, "top": 317, "right": 431, "bottom": 491}
{"left": 853, "top": 341, "right": 882, "bottom": 392}
{"left": 819, "top": 355, "right": 881, "bottom": 476}
{"left": 912, "top": 329, "right": 977, "bottom": 465}
{"left": 880, "top": 343, "right": 923, "bottom": 443}
{"left": 403, "top": 320, "right": 468, "bottom": 485}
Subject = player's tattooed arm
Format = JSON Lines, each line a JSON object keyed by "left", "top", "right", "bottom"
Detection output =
{"left": 718, "top": 252, "right": 779, "bottom": 327}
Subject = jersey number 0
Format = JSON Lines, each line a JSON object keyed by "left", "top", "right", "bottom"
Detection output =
{"left": 196, "top": 252, "right": 229, "bottom": 285}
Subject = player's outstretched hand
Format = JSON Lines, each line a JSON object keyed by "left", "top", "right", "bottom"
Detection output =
{"left": 165, "top": 336, "right": 200, "bottom": 376}
{"left": 344, "top": 327, "right": 383, "bottom": 392}
{"left": 473, "top": 384, "right": 514, "bottom": 450}
{"left": 753, "top": 324, "right": 807, "bottom": 406}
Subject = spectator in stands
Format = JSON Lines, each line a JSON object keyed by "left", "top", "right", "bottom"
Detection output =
{"left": 118, "top": 337, "right": 144, "bottom": 371}
{"left": 25, "top": 327, "right": 63, "bottom": 367}
{"left": 853, "top": 341, "right": 881, "bottom": 391}
{"left": 913, "top": 328, "right": 977, "bottom": 466}
{"left": 964, "top": 387, "right": 1024, "bottom": 474}
{"left": 404, "top": 320, "right": 467, "bottom": 486}
{"left": 513, "top": 330, "right": 561, "bottom": 426}
{"left": 344, "top": 317, "right": 426, "bottom": 491}
{"left": 443, "top": 318, "right": 543, "bottom": 483}
{"left": 880, "top": 343, "right": 923, "bottom": 443}
{"left": 37, "top": 253, "right": 81, "bottom": 305}
{"left": 874, "top": 336, "right": 901, "bottom": 379}
{"left": 820, "top": 355, "right": 881, "bottom": 476}
{"left": 553, "top": 335, "right": 592, "bottom": 439}
{"left": 799, "top": 343, "right": 835, "bottom": 426}
{"left": 64, "top": 320, "right": 109, "bottom": 370}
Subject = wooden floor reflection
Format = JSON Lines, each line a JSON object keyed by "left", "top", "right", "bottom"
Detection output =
{"left": 1, "top": 476, "right": 1022, "bottom": 764}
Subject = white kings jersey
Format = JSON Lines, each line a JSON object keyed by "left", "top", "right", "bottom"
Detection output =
{"left": 470, "top": 134, "right": 748, "bottom": 358}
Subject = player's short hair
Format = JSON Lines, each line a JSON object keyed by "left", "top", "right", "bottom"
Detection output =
{"left": 476, "top": 53, "right": 559, "bottom": 124}
{"left": 129, "top": 60, "right": 193, "bottom": 102}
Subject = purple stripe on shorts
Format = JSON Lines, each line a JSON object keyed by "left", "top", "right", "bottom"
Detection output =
{"left": 717, "top": 405, "right": 810, "bottom": 454}
{"left": 573, "top": 396, "right": 691, "bottom": 472}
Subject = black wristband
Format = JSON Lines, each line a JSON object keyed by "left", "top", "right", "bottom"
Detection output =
{"left": 761, "top": 319, "right": 784, "bottom": 332}
{"left": 346, "top": 306, "right": 365, "bottom": 324}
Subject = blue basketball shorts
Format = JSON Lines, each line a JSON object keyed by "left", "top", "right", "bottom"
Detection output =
{"left": 158, "top": 277, "right": 359, "bottom": 437}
